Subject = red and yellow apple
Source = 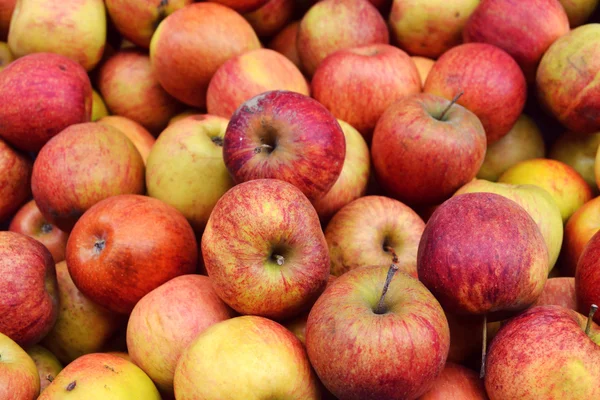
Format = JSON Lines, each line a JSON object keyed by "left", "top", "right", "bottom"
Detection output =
{"left": 97, "top": 116, "right": 156, "bottom": 164}
{"left": 411, "top": 56, "right": 435, "bottom": 88}
{"left": 243, "top": 0, "right": 295, "bottom": 38}
{"left": 561, "top": 196, "right": 600, "bottom": 276}
{"left": 26, "top": 345, "right": 63, "bottom": 393}
{"left": 0, "top": 332, "right": 39, "bottom": 400}
{"left": 268, "top": 21, "right": 302, "bottom": 70}
{"left": 550, "top": 131, "right": 600, "bottom": 193}
{"left": 576, "top": 229, "right": 600, "bottom": 324}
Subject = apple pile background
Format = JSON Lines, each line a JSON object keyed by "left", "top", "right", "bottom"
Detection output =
{"left": 1, "top": 0, "right": 600, "bottom": 399}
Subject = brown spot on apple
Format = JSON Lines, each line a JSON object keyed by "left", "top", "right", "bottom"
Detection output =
{"left": 66, "top": 381, "right": 76, "bottom": 391}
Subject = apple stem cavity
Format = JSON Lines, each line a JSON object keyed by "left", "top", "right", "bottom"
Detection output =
{"left": 480, "top": 314, "right": 488, "bottom": 379}
{"left": 254, "top": 143, "right": 274, "bottom": 154}
{"left": 211, "top": 137, "right": 224, "bottom": 147}
{"left": 374, "top": 247, "right": 400, "bottom": 315}
{"left": 586, "top": 304, "right": 598, "bottom": 336}
{"left": 439, "top": 91, "right": 464, "bottom": 121}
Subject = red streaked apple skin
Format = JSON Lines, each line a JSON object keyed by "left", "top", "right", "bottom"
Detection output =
{"left": 0, "top": 138, "right": 32, "bottom": 223}
{"left": 576, "top": 229, "right": 600, "bottom": 324}
{"left": 419, "top": 362, "right": 488, "bottom": 400}
{"left": 533, "top": 277, "right": 577, "bottom": 311}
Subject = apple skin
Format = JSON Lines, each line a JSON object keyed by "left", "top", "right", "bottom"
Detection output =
{"left": 26, "top": 345, "right": 63, "bottom": 393}
{"left": 536, "top": 24, "right": 600, "bottom": 134}
{"left": 550, "top": 131, "right": 600, "bottom": 193}
{"left": 560, "top": 196, "right": 600, "bottom": 276}
{"left": 558, "top": 0, "right": 599, "bottom": 27}
{"left": 0, "top": 232, "right": 58, "bottom": 347}
{"left": 297, "top": 0, "right": 389, "bottom": 76}
{"left": 97, "top": 116, "right": 156, "bottom": 165}
{"left": 463, "top": 0, "right": 570, "bottom": 83}
{"left": 417, "top": 192, "right": 548, "bottom": 320}
{"left": 90, "top": 90, "right": 108, "bottom": 122}
{"left": 127, "top": 275, "right": 235, "bottom": 395}
{"left": 532, "top": 277, "right": 577, "bottom": 310}
{"left": 66, "top": 194, "right": 198, "bottom": 315}
{"left": 223, "top": 90, "right": 346, "bottom": 202}
{"left": 576, "top": 229, "right": 600, "bottom": 324}
{"left": 207, "top": 48, "right": 309, "bottom": 119}
{"left": 268, "top": 21, "right": 302, "bottom": 71}
{"left": 0, "top": 40, "right": 14, "bottom": 71}
{"left": 371, "top": 93, "right": 487, "bottom": 207}
{"left": 424, "top": 43, "right": 527, "bottom": 144}
{"left": 418, "top": 362, "right": 488, "bottom": 400}
{"left": 311, "top": 44, "right": 421, "bottom": 142}
{"left": 0, "top": 0, "right": 16, "bottom": 40}
{"left": 211, "top": 0, "right": 269, "bottom": 13}
{"left": 31, "top": 122, "right": 146, "bottom": 232}
{"left": 150, "top": 2, "right": 261, "bottom": 108}
{"left": 244, "top": 0, "right": 295, "bottom": 38}
{"left": 485, "top": 305, "right": 600, "bottom": 399}
{"left": 0, "top": 332, "right": 40, "bottom": 400}
{"left": 0, "top": 52, "right": 92, "bottom": 152}
{"left": 412, "top": 56, "right": 435, "bottom": 88}
{"left": 306, "top": 265, "right": 450, "bottom": 400}
{"left": 9, "top": 200, "right": 68, "bottom": 263}
{"left": 0, "top": 138, "right": 31, "bottom": 223}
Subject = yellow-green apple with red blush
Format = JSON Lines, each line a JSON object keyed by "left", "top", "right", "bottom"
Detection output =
{"left": 411, "top": 56, "right": 435, "bottom": 88}
{"left": 485, "top": 305, "right": 600, "bottom": 399}
{"left": 558, "top": 0, "right": 599, "bottom": 26}
{"left": 0, "top": 0, "right": 16, "bottom": 39}
{"left": 146, "top": 115, "right": 233, "bottom": 233}
{"left": 244, "top": 0, "right": 295, "bottom": 38}
{"left": 268, "top": 21, "right": 302, "bottom": 70}
{"left": 0, "top": 40, "right": 13, "bottom": 71}
{"left": 97, "top": 116, "right": 156, "bottom": 165}
{"left": 560, "top": 196, "right": 600, "bottom": 276}
{"left": 39, "top": 353, "right": 161, "bottom": 400}
{"left": 311, "top": 44, "right": 421, "bottom": 142}
{"left": 0, "top": 232, "right": 58, "bottom": 347}
{"left": 41, "top": 261, "right": 126, "bottom": 365}
{"left": 0, "top": 53, "right": 92, "bottom": 152}
{"left": 424, "top": 43, "right": 527, "bottom": 144}
{"left": 297, "top": 0, "right": 389, "bottom": 76}
{"left": 550, "top": 131, "right": 600, "bottom": 193}
{"left": 498, "top": 158, "right": 593, "bottom": 223}
{"left": 576, "top": 229, "right": 600, "bottom": 324}
{"left": 371, "top": 93, "right": 486, "bottom": 207}
{"left": 0, "top": 138, "right": 31, "bottom": 223}
{"left": 66, "top": 194, "right": 198, "bottom": 315}
{"left": 532, "top": 277, "right": 577, "bottom": 310}
{"left": 90, "top": 90, "right": 108, "bottom": 122}
{"left": 150, "top": 2, "right": 261, "bottom": 108}
{"left": 0, "top": 332, "right": 39, "bottom": 400}
{"left": 31, "top": 122, "right": 146, "bottom": 232}
{"left": 26, "top": 345, "right": 63, "bottom": 393}
{"left": 223, "top": 90, "right": 345, "bottom": 202}
{"left": 127, "top": 275, "right": 235, "bottom": 396}
{"left": 418, "top": 362, "right": 488, "bottom": 399}
{"left": 207, "top": 49, "right": 309, "bottom": 119}
{"left": 536, "top": 24, "right": 600, "bottom": 134}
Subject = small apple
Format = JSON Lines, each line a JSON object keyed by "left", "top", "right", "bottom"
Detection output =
{"left": 243, "top": 0, "right": 295, "bottom": 38}
{"left": 0, "top": 138, "right": 31, "bottom": 223}
{"left": 97, "top": 116, "right": 156, "bottom": 165}
{"left": 26, "top": 345, "right": 63, "bottom": 393}
{"left": 0, "top": 332, "right": 39, "bottom": 400}
{"left": 90, "top": 90, "right": 108, "bottom": 122}
{"left": 419, "top": 362, "right": 488, "bottom": 399}
{"left": 576, "top": 229, "right": 600, "bottom": 324}
{"left": 411, "top": 56, "right": 435, "bottom": 88}
{"left": 0, "top": 40, "right": 14, "bottom": 71}
{"left": 268, "top": 21, "right": 302, "bottom": 70}
{"left": 533, "top": 277, "right": 577, "bottom": 310}
{"left": 560, "top": 196, "right": 600, "bottom": 276}
{"left": 550, "top": 131, "right": 600, "bottom": 193}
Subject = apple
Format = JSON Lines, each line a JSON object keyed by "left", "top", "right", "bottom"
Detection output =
{"left": 268, "top": 21, "right": 302, "bottom": 70}
{"left": 9, "top": 200, "right": 69, "bottom": 263}
{"left": 411, "top": 56, "right": 435, "bottom": 88}
{"left": 0, "top": 52, "right": 92, "bottom": 152}
{"left": 550, "top": 131, "right": 600, "bottom": 193}
{"left": 485, "top": 305, "right": 600, "bottom": 399}
{"left": 371, "top": 92, "right": 486, "bottom": 207}
{"left": 222, "top": 90, "right": 345, "bottom": 202}
{"left": 297, "top": 0, "right": 389, "bottom": 76}
{"left": 389, "top": 0, "right": 479, "bottom": 59}
{"left": 243, "top": 0, "right": 295, "bottom": 38}
{"left": 41, "top": 261, "right": 126, "bottom": 364}
{"left": 536, "top": 24, "right": 600, "bottom": 134}
{"left": 0, "top": 0, "right": 15, "bottom": 40}
{"left": 174, "top": 316, "right": 320, "bottom": 399}
{"left": 311, "top": 44, "right": 421, "bottom": 142}
{"left": 0, "top": 232, "right": 58, "bottom": 347}
{"left": 0, "top": 40, "right": 13, "bottom": 71}
{"left": 561, "top": 196, "right": 600, "bottom": 276}
{"left": 576, "top": 229, "right": 600, "bottom": 324}
{"left": 26, "top": 345, "right": 63, "bottom": 393}
{"left": 31, "top": 122, "right": 146, "bottom": 232}
{"left": 167, "top": 110, "right": 202, "bottom": 126}
{"left": 0, "top": 332, "right": 39, "bottom": 400}
{"left": 105, "top": 352, "right": 131, "bottom": 362}
{"left": 39, "top": 353, "right": 161, "bottom": 399}
{"left": 91, "top": 90, "right": 108, "bottom": 122}
{"left": 533, "top": 277, "right": 577, "bottom": 310}
{"left": 558, "top": 0, "right": 599, "bottom": 27}
{"left": 211, "top": 0, "right": 269, "bottom": 13}
{"left": 66, "top": 194, "right": 198, "bottom": 315}
{"left": 419, "top": 362, "right": 488, "bottom": 399}
{"left": 8, "top": 0, "right": 106, "bottom": 71}
{"left": 97, "top": 116, "right": 156, "bottom": 165}
{"left": 149, "top": 2, "right": 261, "bottom": 108}
{"left": 206, "top": 48, "right": 310, "bottom": 119}
{"left": 0, "top": 138, "right": 31, "bottom": 223}
{"left": 424, "top": 43, "right": 527, "bottom": 144}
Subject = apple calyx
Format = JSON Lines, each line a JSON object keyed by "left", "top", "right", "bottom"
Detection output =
{"left": 272, "top": 254, "right": 285, "bottom": 266}
{"left": 586, "top": 304, "right": 598, "bottom": 337}
{"left": 374, "top": 247, "right": 399, "bottom": 315}
{"left": 94, "top": 239, "right": 106, "bottom": 255}
{"left": 480, "top": 314, "right": 488, "bottom": 379}
{"left": 41, "top": 223, "right": 53, "bottom": 234}
{"left": 46, "top": 374, "right": 54, "bottom": 383}
{"left": 211, "top": 136, "right": 224, "bottom": 147}
{"left": 438, "top": 91, "right": 465, "bottom": 121}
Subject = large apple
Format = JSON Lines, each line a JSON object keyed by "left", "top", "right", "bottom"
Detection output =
{"left": 223, "top": 90, "right": 346, "bottom": 202}
{"left": 550, "top": 131, "right": 600, "bottom": 192}
{"left": 533, "top": 277, "right": 577, "bottom": 310}
{"left": 561, "top": 196, "right": 600, "bottom": 276}
{"left": 0, "top": 332, "right": 39, "bottom": 400}
{"left": 0, "top": 138, "right": 31, "bottom": 223}
{"left": 97, "top": 116, "right": 156, "bottom": 165}
{"left": 419, "top": 362, "right": 488, "bottom": 399}
{"left": 371, "top": 93, "right": 486, "bottom": 207}
{"left": 576, "top": 229, "right": 600, "bottom": 324}
{"left": 26, "top": 345, "right": 63, "bottom": 393}
{"left": 268, "top": 21, "right": 302, "bottom": 70}
{"left": 243, "top": 0, "right": 295, "bottom": 38}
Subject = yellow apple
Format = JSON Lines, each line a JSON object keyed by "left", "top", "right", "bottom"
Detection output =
{"left": 26, "top": 345, "right": 63, "bottom": 393}
{"left": 0, "top": 40, "right": 13, "bottom": 71}
{"left": 550, "top": 131, "right": 600, "bottom": 194}
{"left": 91, "top": 90, "right": 109, "bottom": 122}
{"left": 411, "top": 56, "right": 435, "bottom": 88}
{"left": 0, "top": 332, "right": 39, "bottom": 400}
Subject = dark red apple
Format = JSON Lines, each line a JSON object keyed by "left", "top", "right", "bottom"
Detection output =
{"left": 0, "top": 138, "right": 32, "bottom": 223}
{"left": 533, "top": 277, "right": 577, "bottom": 311}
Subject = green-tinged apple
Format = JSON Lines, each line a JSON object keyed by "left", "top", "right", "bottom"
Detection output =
{"left": 0, "top": 332, "right": 39, "bottom": 400}
{"left": 97, "top": 116, "right": 155, "bottom": 165}
{"left": 39, "top": 353, "right": 161, "bottom": 399}
{"left": 576, "top": 229, "right": 600, "bottom": 324}
{"left": 0, "top": 138, "right": 31, "bottom": 222}
{"left": 372, "top": 93, "right": 486, "bottom": 207}
{"left": 0, "top": 53, "right": 92, "bottom": 152}
{"left": 90, "top": 90, "right": 108, "bottom": 122}
{"left": 66, "top": 194, "right": 198, "bottom": 314}
{"left": 561, "top": 196, "right": 600, "bottom": 276}
{"left": 41, "top": 261, "right": 126, "bottom": 365}
{"left": 174, "top": 316, "right": 320, "bottom": 399}
{"left": 8, "top": 0, "right": 106, "bottom": 71}
{"left": 498, "top": 158, "right": 593, "bottom": 223}
{"left": 9, "top": 200, "right": 68, "bottom": 263}
{"left": 31, "top": 122, "right": 146, "bottom": 232}
{"left": 244, "top": 0, "right": 294, "bottom": 38}
{"left": 207, "top": 48, "right": 309, "bottom": 119}
{"left": 389, "top": 0, "right": 479, "bottom": 59}
{"left": 477, "top": 114, "right": 546, "bottom": 181}
{"left": 0, "top": 232, "right": 58, "bottom": 347}
{"left": 536, "top": 24, "right": 600, "bottom": 134}
{"left": 268, "top": 21, "right": 302, "bottom": 70}
{"left": 202, "top": 179, "right": 330, "bottom": 319}
{"left": 558, "top": 0, "right": 599, "bottom": 26}
{"left": 419, "top": 362, "right": 488, "bottom": 399}
{"left": 424, "top": 43, "right": 527, "bottom": 144}
{"left": 485, "top": 305, "right": 600, "bottom": 399}
{"left": 311, "top": 44, "right": 421, "bottom": 142}
{"left": 223, "top": 90, "right": 345, "bottom": 202}
{"left": 146, "top": 114, "right": 233, "bottom": 233}
{"left": 26, "top": 345, "right": 63, "bottom": 393}
{"left": 533, "top": 277, "right": 577, "bottom": 310}
{"left": 297, "top": 0, "right": 389, "bottom": 76}
{"left": 412, "top": 56, "right": 435, "bottom": 88}
{"left": 0, "top": 0, "right": 15, "bottom": 40}
{"left": 0, "top": 40, "right": 13, "bottom": 71}
{"left": 127, "top": 275, "right": 235, "bottom": 395}
{"left": 550, "top": 131, "right": 600, "bottom": 193}
{"left": 150, "top": 2, "right": 261, "bottom": 107}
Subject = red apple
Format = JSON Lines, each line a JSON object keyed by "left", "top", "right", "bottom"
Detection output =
{"left": 97, "top": 116, "right": 156, "bottom": 165}
{"left": 0, "top": 138, "right": 31, "bottom": 223}
{"left": 243, "top": 0, "right": 295, "bottom": 38}
{"left": 211, "top": 0, "right": 269, "bottom": 13}
{"left": 0, "top": 0, "right": 16, "bottom": 40}
{"left": 268, "top": 21, "right": 302, "bottom": 70}
{"left": 533, "top": 277, "right": 577, "bottom": 310}
{"left": 419, "top": 362, "right": 488, "bottom": 399}
{"left": 561, "top": 196, "right": 600, "bottom": 276}
{"left": 576, "top": 229, "right": 600, "bottom": 324}
{"left": 0, "top": 332, "right": 39, "bottom": 400}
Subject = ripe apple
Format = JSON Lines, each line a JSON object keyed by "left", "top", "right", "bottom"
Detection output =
{"left": 31, "top": 122, "right": 146, "bottom": 232}
{"left": 222, "top": 90, "right": 345, "bottom": 202}
{"left": 0, "top": 332, "right": 39, "bottom": 400}
{"left": 297, "top": 0, "right": 389, "bottom": 76}
{"left": 371, "top": 93, "right": 486, "bottom": 207}
{"left": 424, "top": 43, "right": 527, "bottom": 144}
{"left": 97, "top": 116, "right": 156, "bottom": 165}
{"left": 206, "top": 48, "right": 309, "bottom": 119}
{"left": 0, "top": 0, "right": 15, "bottom": 40}
{"left": 311, "top": 44, "right": 421, "bottom": 142}
{"left": 0, "top": 138, "right": 31, "bottom": 223}
{"left": 211, "top": 0, "right": 269, "bottom": 13}
{"left": 149, "top": 2, "right": 261, "bottom": 107}
{"left": 0, "top": 52, "right": 92, "bottom": 152}
{"left": 90, "top": 90, "right": 108, "bottom": 122}
{"left": 0, "top": 232, "right": 58, "bottom": 347}
{"left": 411, "top": 56, "right": 435, "bottom": 87}
{"left": 0, "top": 40, "right": 14, "bottom": 71}
{"left": 576, "top": 229, "right": 600, "bottom": 324}
{"left": 561, "top": 196, "right": 600, "bottom": 276}
{"left": 66, "top": 194, "right": 198, "bottom": 315}
{"left": 550, "top": 131, "right": 600, "bottom": 193}
{"left": 26, "top": 345, "right": 63, "bottom": 393}
{"left": 268, "top": 21, "right": 302, "bottom": 70}
{"left": 419, "top": 362, "right": 488, "bottom": 399}
{"left": 558, "top": 0, "right": 599, "bottom": 27}
{"left": 244, "top": 0, "right": 295, "bottom": 38}
{"left": 536, "top": 24, "right": 600, "bottom": 134}
{"left": 533, "top": 277, "right": 577, "bottom": 310}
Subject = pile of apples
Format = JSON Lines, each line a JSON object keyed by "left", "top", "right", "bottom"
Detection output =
{"left": 1, "top": 0, "right": 600, "bottom": 399}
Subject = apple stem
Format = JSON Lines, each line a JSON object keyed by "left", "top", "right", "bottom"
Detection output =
{"left": 439, "top": 91, "right": 464, "bottom": 121}
{"left": 480, "top": 314, "right": 488, "bottom": 379}
{"left": 585, "top": 304, "right": 598, "bottom": 336}
{"left": 254, "top": 144, "right": 273, "bottom": 154}
{"left": 374, "top": 247, "right": 400, "bottom": 315}
{"left": 274, "top": 254, "right": 285, "bottom": 266}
